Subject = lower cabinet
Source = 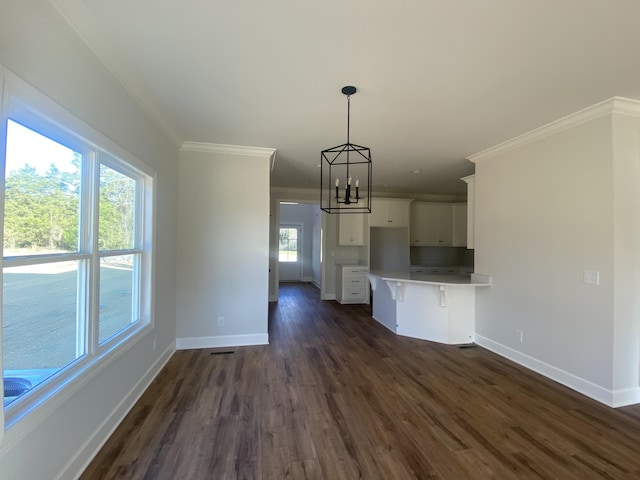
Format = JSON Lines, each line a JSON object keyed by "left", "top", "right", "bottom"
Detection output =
{"left": 336, "top": 265, "right": 369, "bottom": 304}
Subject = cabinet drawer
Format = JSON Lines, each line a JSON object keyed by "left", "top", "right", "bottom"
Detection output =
{"left": 343, "top": 286, "right": 366, "bottom": 300}
{"left": 343, "top": 276, "right": 367, "bottom": 288}
{"left": 344, "top": 267, "right": 367, "bottom": 275}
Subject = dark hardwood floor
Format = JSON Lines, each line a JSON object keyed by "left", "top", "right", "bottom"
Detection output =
{"left": 81, "top": 283, "right": 640, "bottom": 479}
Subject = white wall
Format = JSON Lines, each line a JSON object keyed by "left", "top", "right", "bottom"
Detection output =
{"left": 471, "top": 99, "right": 640, "bottom": 406}
{"left": 176, "top": 145, "right": 272, "bottom": 348}
{"left": 0, "top": 1, "right": 179, "bottom": 478}
{"left": 611, "top": 113, "right": 640, "bottom": 398}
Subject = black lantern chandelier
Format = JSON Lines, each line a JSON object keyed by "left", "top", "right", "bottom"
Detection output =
{"left": 320, "top": 86, "right": 372, "bottom": 214}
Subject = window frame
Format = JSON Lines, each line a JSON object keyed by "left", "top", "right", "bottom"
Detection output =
{"left": 278, "top": 225, "right": 301, "bottom": 263}
{"left": 0, "top": 68, "right": 156, "bottom": 438}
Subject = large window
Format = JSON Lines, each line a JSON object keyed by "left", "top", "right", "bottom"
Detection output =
{"left": 1, "top": 86, "right": 154, "bottom": 428}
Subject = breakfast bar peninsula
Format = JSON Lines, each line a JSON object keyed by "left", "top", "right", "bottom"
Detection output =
{"left": 367, "top": 271, "right": 491, "bottom": 345}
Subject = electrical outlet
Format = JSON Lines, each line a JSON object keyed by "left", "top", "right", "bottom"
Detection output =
{"left": 516, "top": 329, "right": 523, "bottom": 343}
{"left": 217, "top": 316, "right": 224, "bottom": 326}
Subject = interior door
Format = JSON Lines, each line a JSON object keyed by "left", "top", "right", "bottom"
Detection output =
{"left": 279, "top": 225, "right": 302, "bottom": 281}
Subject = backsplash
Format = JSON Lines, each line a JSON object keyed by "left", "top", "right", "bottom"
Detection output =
{"left": 410, "top": 246, "right": 473, "bottom": 267}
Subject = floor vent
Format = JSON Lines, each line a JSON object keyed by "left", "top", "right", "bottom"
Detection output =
{"left": 210, "top": 351, "right": 235, "bottom": 356}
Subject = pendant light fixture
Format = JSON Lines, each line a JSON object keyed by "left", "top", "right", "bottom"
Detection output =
{"left": 320, "top": 86, "right": 372, "bottom": 214}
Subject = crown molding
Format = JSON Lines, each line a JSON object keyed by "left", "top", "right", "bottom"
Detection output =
{"left": 467, "top": 97, "right": 640, "bottom": 164}
{"left": 460, "top": 174, "right": 475, "bottom": 184}
{"left": 48, "top": 0, "right": 184, "bottom": 147}
{"left": 181, "top": 141, "right": 277, "bottom": 162}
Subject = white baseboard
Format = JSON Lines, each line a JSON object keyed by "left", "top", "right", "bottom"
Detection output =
{"left": 611, "top": 387, "right": 640, "bottom": 408}
{"left": 301, "top": 276, "right": 313, "bottom": 282}
{"left": 321, "top": 293, "right": 336, "bottom": 301}
{"left": 474, "top": 334, "right": 640, "bottom": 408}
{"left": 312, "top": 279, "right": 321, "bottom": 289}
{"left": 60, "top": 342, "right": 175, "bottom": 480}
{"left": 268, "top": 294, "right": 278, "bottom": 302}
{"left": 176, "top": 333, "right": 269, "bottom": 350}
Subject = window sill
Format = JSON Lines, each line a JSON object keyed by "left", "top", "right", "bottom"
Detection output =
{"left": 1, "top": 322, "right": 153, "bottom": 454}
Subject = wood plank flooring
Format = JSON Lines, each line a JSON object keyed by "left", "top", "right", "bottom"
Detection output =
{"left": 81, "top": 283, "right": 640, "bottom": 479}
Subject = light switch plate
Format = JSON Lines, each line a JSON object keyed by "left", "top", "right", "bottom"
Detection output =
{"left": 583, "top": 269, "right": 600, "bottom": 285}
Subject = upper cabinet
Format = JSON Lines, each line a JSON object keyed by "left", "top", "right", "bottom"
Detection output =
{"left": 410, "top": 202, "right": 453, "bottom": 246}
{"left": 338, "top": 213, "right": 365, "bottom": 246}
{"left": 461, "top": 175, "right": 475, "bottom": 249}
{"left": 451, "top": 203, "right": 467, "bottom": 247}
{"left": 370, "top": 198, "right": 413, "bottom": 227}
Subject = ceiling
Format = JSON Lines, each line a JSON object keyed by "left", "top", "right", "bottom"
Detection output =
{"left": 51, "top": 0, "right": 640, "bottom": 195}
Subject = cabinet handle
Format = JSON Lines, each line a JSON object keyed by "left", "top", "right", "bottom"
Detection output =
{"left": 387, "top": 220, "right": 392, "bottom": 223}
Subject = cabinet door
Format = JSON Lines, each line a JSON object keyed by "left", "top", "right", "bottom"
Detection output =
{"left": 423, "top": 204, "right": 441, "bottom": 246}
{"left": 436, "top": 204, "right": 453, "bottom": 246}
{"left": 461, "top": 175, "right": 475, "bottom": 249}
{"left": 415, "top": 203, "right": 453, "bottom": 246}
{"left": 338, "top": 214, "right": 364, "bottom": 245}
{"left": 410, "top": 203, "right": 428, "bottom": 245}
{"left": 386, "top": 200, "right": 409, "bottom": 227}
{"left": 371, "top": 198, "right": 411, "bottom": 227}
{"left": 369, "top": 199, "right": 387, "bottom": 227}
{"left": 451, "top": 203, "right": 467, "bottom": 247}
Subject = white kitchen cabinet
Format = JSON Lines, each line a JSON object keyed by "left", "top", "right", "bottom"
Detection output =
{"left": 336, "top": 265, "right": 369, "bottom": 304}
{"left": 410, "top": 202, "right": 452, "bottom": 246}
{"left": 338, "top": 213, "right": 365, "bottom": 245}
{"left": 461, "top": 175, "right": 475, "bottom": 249}
{"left": 451, "top": 203, "right": 467, "bottom": 247}
{"left": 370, "top": 198, "right": 412, "bottom": 227}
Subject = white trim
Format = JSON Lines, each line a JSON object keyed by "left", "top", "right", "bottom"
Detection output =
{"left": 321, "top": 293, "right": 336, "bottom": 301}
{"left": 180, "top": 141, "right": 276, "bottom": 161}
{"left": 474, "top": 334, "right": 623, "bottom": 407}
{"left": 468, "top": 97, "right": 640, "bottom": 163}
{"left": 0, "top": 324, "right": 153, "bottom": 453}
{"left": 268, "top": 294, "right": 278, "bottom": 302}
{"left": 0, "top": 65, "right": 158, "bottom": 441}
{"left": 611, "top": 388, "right": 640, "bottom": 408}
{"left": 0, "top": 65, "right": 6, "bottom": 440}
{"left": 54, "top": 342, "right": 175, "bottom": 480}
{"left": 176, "top": 334, "right": 269, "bottom": 350}
{"left": 301, "top": 276, "right": 313, "bottom": 282}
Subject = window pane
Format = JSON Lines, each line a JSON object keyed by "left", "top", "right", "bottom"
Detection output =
{"left": 3, "top": 261, "right": 82, "bottom": 405}
{"left": 3, "top": 120, "right": 81, "bottom": 255}
{"left": 99, "top": 255, "right": 137, "bottom": 343}
{"left": 278, "top": 227, "right": 298, "bottom": 262}
{"left": 99, "top": 164, "right": 136, "bottom": 250}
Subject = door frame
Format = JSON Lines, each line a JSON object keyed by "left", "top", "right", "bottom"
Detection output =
{"left": 278, "top": 223, "right": 303, "bottom": 282}
{"left": 272, "top": 199, "right": 325, "bottom": 301}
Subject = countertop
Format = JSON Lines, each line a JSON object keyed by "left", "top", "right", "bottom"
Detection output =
{"left": 368, "top": 270, "right": 491, "bottom": 287}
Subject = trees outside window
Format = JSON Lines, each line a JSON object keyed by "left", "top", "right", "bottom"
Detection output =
{"left": 2, "top": 109, "right": 153, "bottom": 427}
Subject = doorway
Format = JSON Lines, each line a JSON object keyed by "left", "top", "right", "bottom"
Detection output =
{"left": 279, "top": 224, "right": 302, "bottom": 281}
